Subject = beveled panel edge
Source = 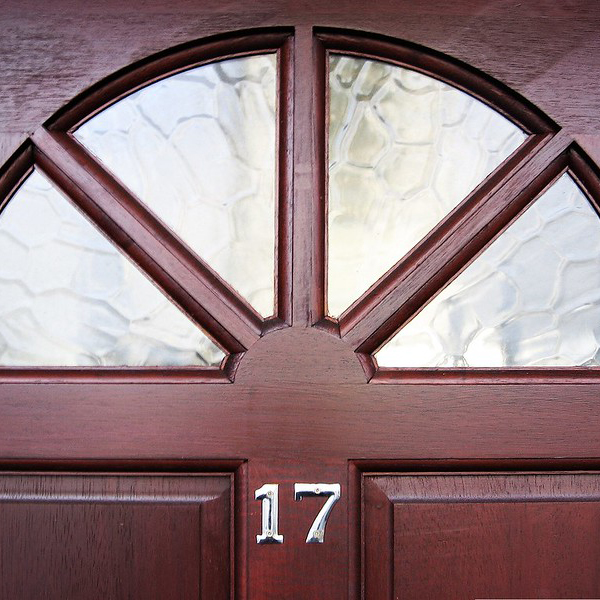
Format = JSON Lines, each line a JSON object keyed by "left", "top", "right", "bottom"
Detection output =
{"left": 369, "top": 471, "right": 600, "bottom": 503}
{"left": 353, "top": 458, "right": 600, "bottom": 600}
{"left": 0, "top": 458, "right": 246, "bottom": 473}
{"left": 351, "top": 457, "right": 600, "bottom": 474}
{"left": 0, "top": 459, "right": 243, "bottom": 599}
{"left": 0, "top": 472, "right": 233, "bottom": 503}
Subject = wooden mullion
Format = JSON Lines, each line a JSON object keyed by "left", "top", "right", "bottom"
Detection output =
{"left": 343, "top": 130, "right": 573, "bottom": 353}
{"left": 0, "top": 368, "right": 230, "bottom": 384}
{"left": 570, "top": 146, "right": 600, "bottom": 213}
{"left": 32, "top": 127, "right": 261, "bottom": 354}
{"left": 275, "top": 36, "right": 294, "bottom": 326}
{"left": 336, "top": 133, "right": 550, "bottom": 332}
{"left": 291, "top": 26, "right": 326, "bottom": 326}
{"left": 371, "top": 367, "right": 600, "bottom": 385}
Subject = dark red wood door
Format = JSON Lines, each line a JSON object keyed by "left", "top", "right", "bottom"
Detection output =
{"left": 1, "top": 2, "right": 600, "bottom": 599}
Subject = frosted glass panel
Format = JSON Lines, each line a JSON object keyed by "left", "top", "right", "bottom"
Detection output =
{"left": 0, "top": 171, "right": 225, "bottom": 366}
{"left": 328, "top": 56, "right": 527, "bottom": 317}
{"left": 75, "top": 54, "right": 277, "bottom": 317}
{"left": 377, "top": 174, "right": 600, "bottom": 367}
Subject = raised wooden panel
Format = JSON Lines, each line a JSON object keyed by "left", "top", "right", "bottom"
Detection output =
{"left": 0, "top": 472, "right": 232, "bottom": 600}
{"left": 363, "top": 471, "right": 600, "bottom": 599}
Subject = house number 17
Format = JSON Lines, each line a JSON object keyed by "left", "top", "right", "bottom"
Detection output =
{"left": 255, "top": 483, "right": 341, "bottom": 544}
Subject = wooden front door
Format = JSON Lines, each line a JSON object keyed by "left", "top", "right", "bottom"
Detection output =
{"left": 1, "top": 2, "right": 600, "bottom": 599}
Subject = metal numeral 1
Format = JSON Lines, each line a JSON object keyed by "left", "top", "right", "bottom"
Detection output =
{"left": 255, "top": 483, "right": 284, "bottom": 544}
{"left": 294, "top": 483, "right": 341, "bottom": 543}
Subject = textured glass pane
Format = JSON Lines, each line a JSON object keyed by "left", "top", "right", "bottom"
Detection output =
{"left": 75, "top": 54, "right": 277, "bottom": 317}
{"left": 328, "top": 56, "right": 527, "bottom": 317}
{"left": 377, "top": 174, "right": 600, "bottom": 367}
{"left": 0, "top": 170, "right": 225, "bottom": 366}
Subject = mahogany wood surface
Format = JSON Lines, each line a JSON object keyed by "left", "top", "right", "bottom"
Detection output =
{"left": 0, "top": 473, "right": 232, "bottom": 599}
{"left": 291, "top": 27, "right": 325, "bottom": 326}
{"left": 2, "top": 1, "right": 600, "bottom": 167}
{"left": 1, "top": 2, "right": 600, "bottom": 598}
{"left": 364, "top": 472, "right": 600, "bottom": 598}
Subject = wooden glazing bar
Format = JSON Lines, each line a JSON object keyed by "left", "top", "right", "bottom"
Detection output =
{"left": 291, "top": 27, "right": 327, "bottom": 325}
{"left": 343, "top": 131, "right": 572, "bottom": 353}
{"left": 32, "top": 128, "right": 261, "bottom": 354}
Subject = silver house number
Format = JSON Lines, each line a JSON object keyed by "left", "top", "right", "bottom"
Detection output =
{"left": 255, "top": 482, "right": 341, "bottom": 544}
{"left": 255, "top": 483, "right": 284, "bottom": 544}
{"left": 294, "top": 483, "right": 341, "bottom": 543}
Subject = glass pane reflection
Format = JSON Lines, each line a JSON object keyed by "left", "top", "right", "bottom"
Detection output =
{"left": 75, "top": 54, "right": 277, "bottom": 317}
{"left": 377, "top": 174, "right": 600, "bottom": 367}
{"left": 328, "top": 56, "right": 527, "bottom": 317}
{"left": 0, "top": 171, "right": 225, "bottom": 366}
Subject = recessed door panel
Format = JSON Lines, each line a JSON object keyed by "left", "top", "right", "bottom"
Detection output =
{"left": 363, "top": 472, "right": 600, "bottom": 599}
{"left": 0, "top": 473, "right": 232, "bottom": 600}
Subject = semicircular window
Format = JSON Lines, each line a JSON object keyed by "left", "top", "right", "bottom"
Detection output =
{"left": 376, "top": 173, "right": 600, "bottom": 367}
{"left": 327, "top": 55, "right": 527, "bottom": 318}
{"left": 2, "top": 37, "right": 593, "bottom": 373}
{"left": 74, "top": 54, "right": 277, "bottom": 318}
{"left": 0, "top": 170, "right": 225, "bottom": 366}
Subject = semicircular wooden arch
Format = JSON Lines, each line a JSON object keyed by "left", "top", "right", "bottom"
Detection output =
{"left": 0, "top": 27, "right": 599, "bottom": 383}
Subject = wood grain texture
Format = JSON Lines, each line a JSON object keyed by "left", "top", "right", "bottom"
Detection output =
{"left": 1, "top": 0, "right": 600, "bottom": 166}
{"left": 1, "top": 4, "right": 600, "bottom": 598}
{"left": 0, "top": 473, "right": 232, "bottom": 600}
{"left": 395, "top": 502, "right": 600, "bottom": 598}
{"left": 291, "top": 27, "right": 326, "bottom": 325}
{"left": 362, "top": 474, "right": 393, "bottom": 599}
{"left": 364, "top": 472, "right": 600, "bottom": 599}
{"left": 317, "top": 29, "right": 557, "bottom": 134}
{"left": 47, "top": 30, "right": 292, "bottom": 132}
{"left": 247, "top": 459, "right": 348, "bottom": 600}
{"left": 0, "top": 328, "right": 599, "bottom": 462}
{"left": 276, "top": 37, "right": 294, "bottom": 326}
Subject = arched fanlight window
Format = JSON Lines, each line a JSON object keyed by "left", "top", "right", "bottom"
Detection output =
{"left": 0, "top": 29, "right": 598, "bottom": 379}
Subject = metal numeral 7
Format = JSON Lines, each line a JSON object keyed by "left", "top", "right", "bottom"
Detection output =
{"left": 294, "top": 483, "right": 341, "bottom": 543}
